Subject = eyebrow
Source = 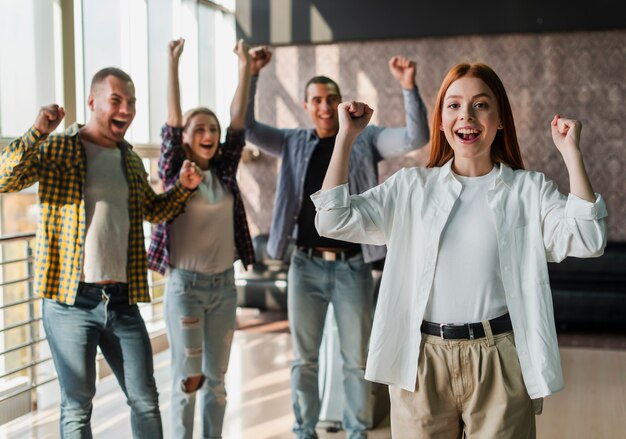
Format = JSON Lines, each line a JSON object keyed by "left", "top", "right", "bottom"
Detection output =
{"left": 445, "top": 93, "right": 493, "bottom": 100}
{"left": 311, "top": 93, "right": 339, "bottom": 99}
{"left": 111, "top": 93, "right": 136, "bottom": 102}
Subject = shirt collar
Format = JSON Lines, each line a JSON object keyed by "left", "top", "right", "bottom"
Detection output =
{"left": 69, "top": 122, "right": 133, "bottom": 151}
{"left": 438, "top": 158, "right": 514, "bottom": 189}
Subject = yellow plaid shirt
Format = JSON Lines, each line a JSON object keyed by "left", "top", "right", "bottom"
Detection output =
{"left": 0, "top": 123, "right": 193, "bottom": 304}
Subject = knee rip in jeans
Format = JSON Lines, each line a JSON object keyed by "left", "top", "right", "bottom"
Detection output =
{"left": 180, "top": 316, "right": 201, "bottom": 328}
{"left": 181, "top": 374, "right": 205, "bottom": 394}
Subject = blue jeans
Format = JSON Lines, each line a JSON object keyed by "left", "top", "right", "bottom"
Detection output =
{"left": 288, "top": 249, "right": 374, "bottom": 439}
{"left": 42, "top": 283, "right": 163, "bottom": 439}
{"left": 165, "top": 267, "right": 237, "bottom": 439}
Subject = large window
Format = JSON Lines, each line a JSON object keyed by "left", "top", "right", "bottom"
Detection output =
{"left": 0, "top": 0, "right": 237, "bottom": 415}
{"left": 0, "top": 0, "right": 63, "bottom": 138}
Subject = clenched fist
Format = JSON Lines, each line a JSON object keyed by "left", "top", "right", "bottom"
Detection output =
{"left": 248, "top": 46, "right": 272, "bottom": 76}
{"left": 179, "top": 159, "right": 203, "bottom": 190}
{"left": 388, "top": 56, "right": 417, "bottom": 90}
{"left": 34, "top": 104, "right": 65, "bottom": 135}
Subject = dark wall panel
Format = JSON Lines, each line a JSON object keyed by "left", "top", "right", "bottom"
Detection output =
{"left": 236, "top": 0, "right": 625, "bottom": 45}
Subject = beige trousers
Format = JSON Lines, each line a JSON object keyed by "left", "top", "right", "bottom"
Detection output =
{"left": 389, "top": 325, "right": 541, "bottom": 439}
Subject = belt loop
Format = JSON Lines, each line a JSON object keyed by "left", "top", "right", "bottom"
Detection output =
{"left": 306, "top": 248, "right": 313, "bottom": 259}
{"left": 482, "top": 319, "right": 495, "bottom": 346}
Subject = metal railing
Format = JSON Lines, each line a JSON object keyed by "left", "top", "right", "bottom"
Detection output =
{"left": 0, "top": 231, "right": 167, "bottom": 423}
{"left": 0, "top": 232, "right": 47, "bottom": 413}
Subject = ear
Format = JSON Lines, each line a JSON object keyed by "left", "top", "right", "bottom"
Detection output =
{"left": 439, "top": 125, "right": 443, "bottom": 131}
{"left": 87, "top": 93, "right": 95, "bottom": 111}
{"left": 302, "top": 101, "right": 309, "bottom": 111}
{"left": 498, "top": 121, "right": 503, "bottom": 130}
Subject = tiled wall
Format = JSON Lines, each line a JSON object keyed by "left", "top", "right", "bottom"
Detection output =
{"left": 239, "top": 30, "right": 625, "bottom": 241}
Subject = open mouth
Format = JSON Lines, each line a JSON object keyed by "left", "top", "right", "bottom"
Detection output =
{"left": 199, "top": 143, "right": 214, "bottom": 151}
{"left": 111, "top": 119, "right": 127, "bottom": 129}
{"left": 455, "top": 128, "right": 481, "bottom": 141}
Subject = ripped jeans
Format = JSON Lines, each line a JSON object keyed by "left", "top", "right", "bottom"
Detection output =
{"left": 165, "top": 267, "right": 237, "bottom": 439}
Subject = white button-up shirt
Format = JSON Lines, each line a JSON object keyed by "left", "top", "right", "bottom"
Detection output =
{"left": 311, "top": 160, "right": 608, "bottom": 398}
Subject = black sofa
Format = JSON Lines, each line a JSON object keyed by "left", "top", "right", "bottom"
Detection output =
{"left": 235, "top": 234, "right": 292, "bottom": 311}
{"left": 548, "top": 241, "right": 626, "bottom": 330}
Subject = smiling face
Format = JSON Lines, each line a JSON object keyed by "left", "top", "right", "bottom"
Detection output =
{"left": 182, "top": 112, "right": 220, "bottom": 169}
{"left": 303, "top": 82, "right": 341, "bottom": 138}
{"left": 87, "top": 75, "right": 136, "bottom": 147}
{"left": 441, "top": 76, "right": 501, "bottom": 174}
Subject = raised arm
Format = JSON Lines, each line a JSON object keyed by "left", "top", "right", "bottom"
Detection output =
{"left": 540, "top": 115, "right": 607, "bottom": 261}
{"left": 314, "top": 101, "right": 395, "bottom": 245}
{"left": 167, "top": 38, "right": 185, "bottom": 127}
{"left": 229, "top": 39, "right": 251, "bottom": 130}
{"left": 0, "top": 104, "right": 65, "bottom": 192}
{"left": 322, "top": 101, "right": 374, "bottom": 192}
{"left": 244, "top": 46, "right": 285, "bottom": 156}
{"left": 550, "top": 115, "right": 595, "bottom": 202}
{"left": 373, "top": 56, "right": 429, "bottom": 159}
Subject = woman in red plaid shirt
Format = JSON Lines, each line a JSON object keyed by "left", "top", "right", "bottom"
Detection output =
{"left": 147, "top": 38, "right": 255, "bottom": 439}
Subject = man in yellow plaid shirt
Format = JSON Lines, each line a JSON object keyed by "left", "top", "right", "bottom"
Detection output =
{"left": 0, "top": 67, "right": 203, "bottom": 438}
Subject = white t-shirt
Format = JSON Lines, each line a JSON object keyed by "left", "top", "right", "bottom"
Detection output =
{"left": 424, "top": 166, "right": 508, "bottom": 323}
{"left": 169, "top": 169, "right": 234, "bottom": 275}
{"left": 81, "top": 139, "right": 129, "bottom": 283}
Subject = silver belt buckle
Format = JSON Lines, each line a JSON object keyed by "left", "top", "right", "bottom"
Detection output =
{"left": 321, "top": 251, "right": 336, "bottom": 261}
{"left": 467, "top": 323, "right": 475, "bottom": 340}
{"left": 439, "top": 323, "right": 447, "bottom": 339}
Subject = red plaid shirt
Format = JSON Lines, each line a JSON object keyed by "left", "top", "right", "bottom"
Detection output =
{"left": 148, "top": 125, "right": 255, "bottom": 274}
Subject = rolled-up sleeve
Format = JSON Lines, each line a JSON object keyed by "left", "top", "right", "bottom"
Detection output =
{"left": 311, "top": 183, "right": 387, "bottom": 246}
{"left": 542, "top": 181, "right": 608, "bottom": 261}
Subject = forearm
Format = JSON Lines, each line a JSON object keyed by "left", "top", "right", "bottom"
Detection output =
{"left": 375, "top": 88, "right": 429, "bottom": 159}
{"left": 0, "top": 126, "right": 43, "bottom": 192}
{"left": 244, "top": 75, "right": 284, "bottom": 156}
{"left": 167, "top": 59, "right": 183, "bottom": 127}
{"left": 403, "top": 86, "right": 430, "bottom": 148}
{"left": 230, "top": 62, "right": 251, "bottom": 130}
{"left": 321, "top": 132, "right": 355, "bottom": 192}
{"left": 563, "top": 151, "right": 595, "bottom": 202}
{"left": 143, "top": 180, "right": 194, "bottom": 223}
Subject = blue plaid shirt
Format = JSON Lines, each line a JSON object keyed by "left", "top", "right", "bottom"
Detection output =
{"left": 244, "top": 75, "right": 430, "bottom": 263}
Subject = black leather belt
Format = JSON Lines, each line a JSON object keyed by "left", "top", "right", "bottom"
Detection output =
{"left": 420, "top": 313, "right": 512, "bottom": 340}
{"left": 298, "top": 246, "right": 361, "bottom": 261}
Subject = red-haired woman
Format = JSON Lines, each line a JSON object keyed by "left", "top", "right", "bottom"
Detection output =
{"left": 312, "top": 63, "right": 607, "bottom": 438}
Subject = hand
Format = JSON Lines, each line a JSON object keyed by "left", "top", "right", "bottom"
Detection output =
{"left": 388, "top": 56, "right": 416, "bottom": 90}
{"left": 248, "top": 46, "right": 272, "bottom": 75}
{"left": 337, "top": 101, "right": 374, "bottom": 137}
{"left": 34, "top": 104, "right": 65, "bottom": 135}
{"left": 179, "top": 159, "right": 203, "bottom": 190}
{"left": 169, "top": 38, "right": 185, "bottom": 63}
{"left": 233, "top": 38, "right": 251, "bottom": 65}
{"left": 551, "top": 115, "right": 582, "bottom": 158}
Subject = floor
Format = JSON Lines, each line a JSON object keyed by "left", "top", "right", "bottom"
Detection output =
{"left": 1, "top": 310, "right": 625, "bottom": 438}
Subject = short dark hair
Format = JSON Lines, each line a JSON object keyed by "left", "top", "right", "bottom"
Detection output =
{"left": 90, "top": 67, "right": 133, "bottom": 92}
{"left": 303, "top": 76, "right": 341, "bottom": 102}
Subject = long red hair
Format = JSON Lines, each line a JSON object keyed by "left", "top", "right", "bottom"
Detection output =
{"left": 427, "top": 63, "right": 525, "bottom": 170}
